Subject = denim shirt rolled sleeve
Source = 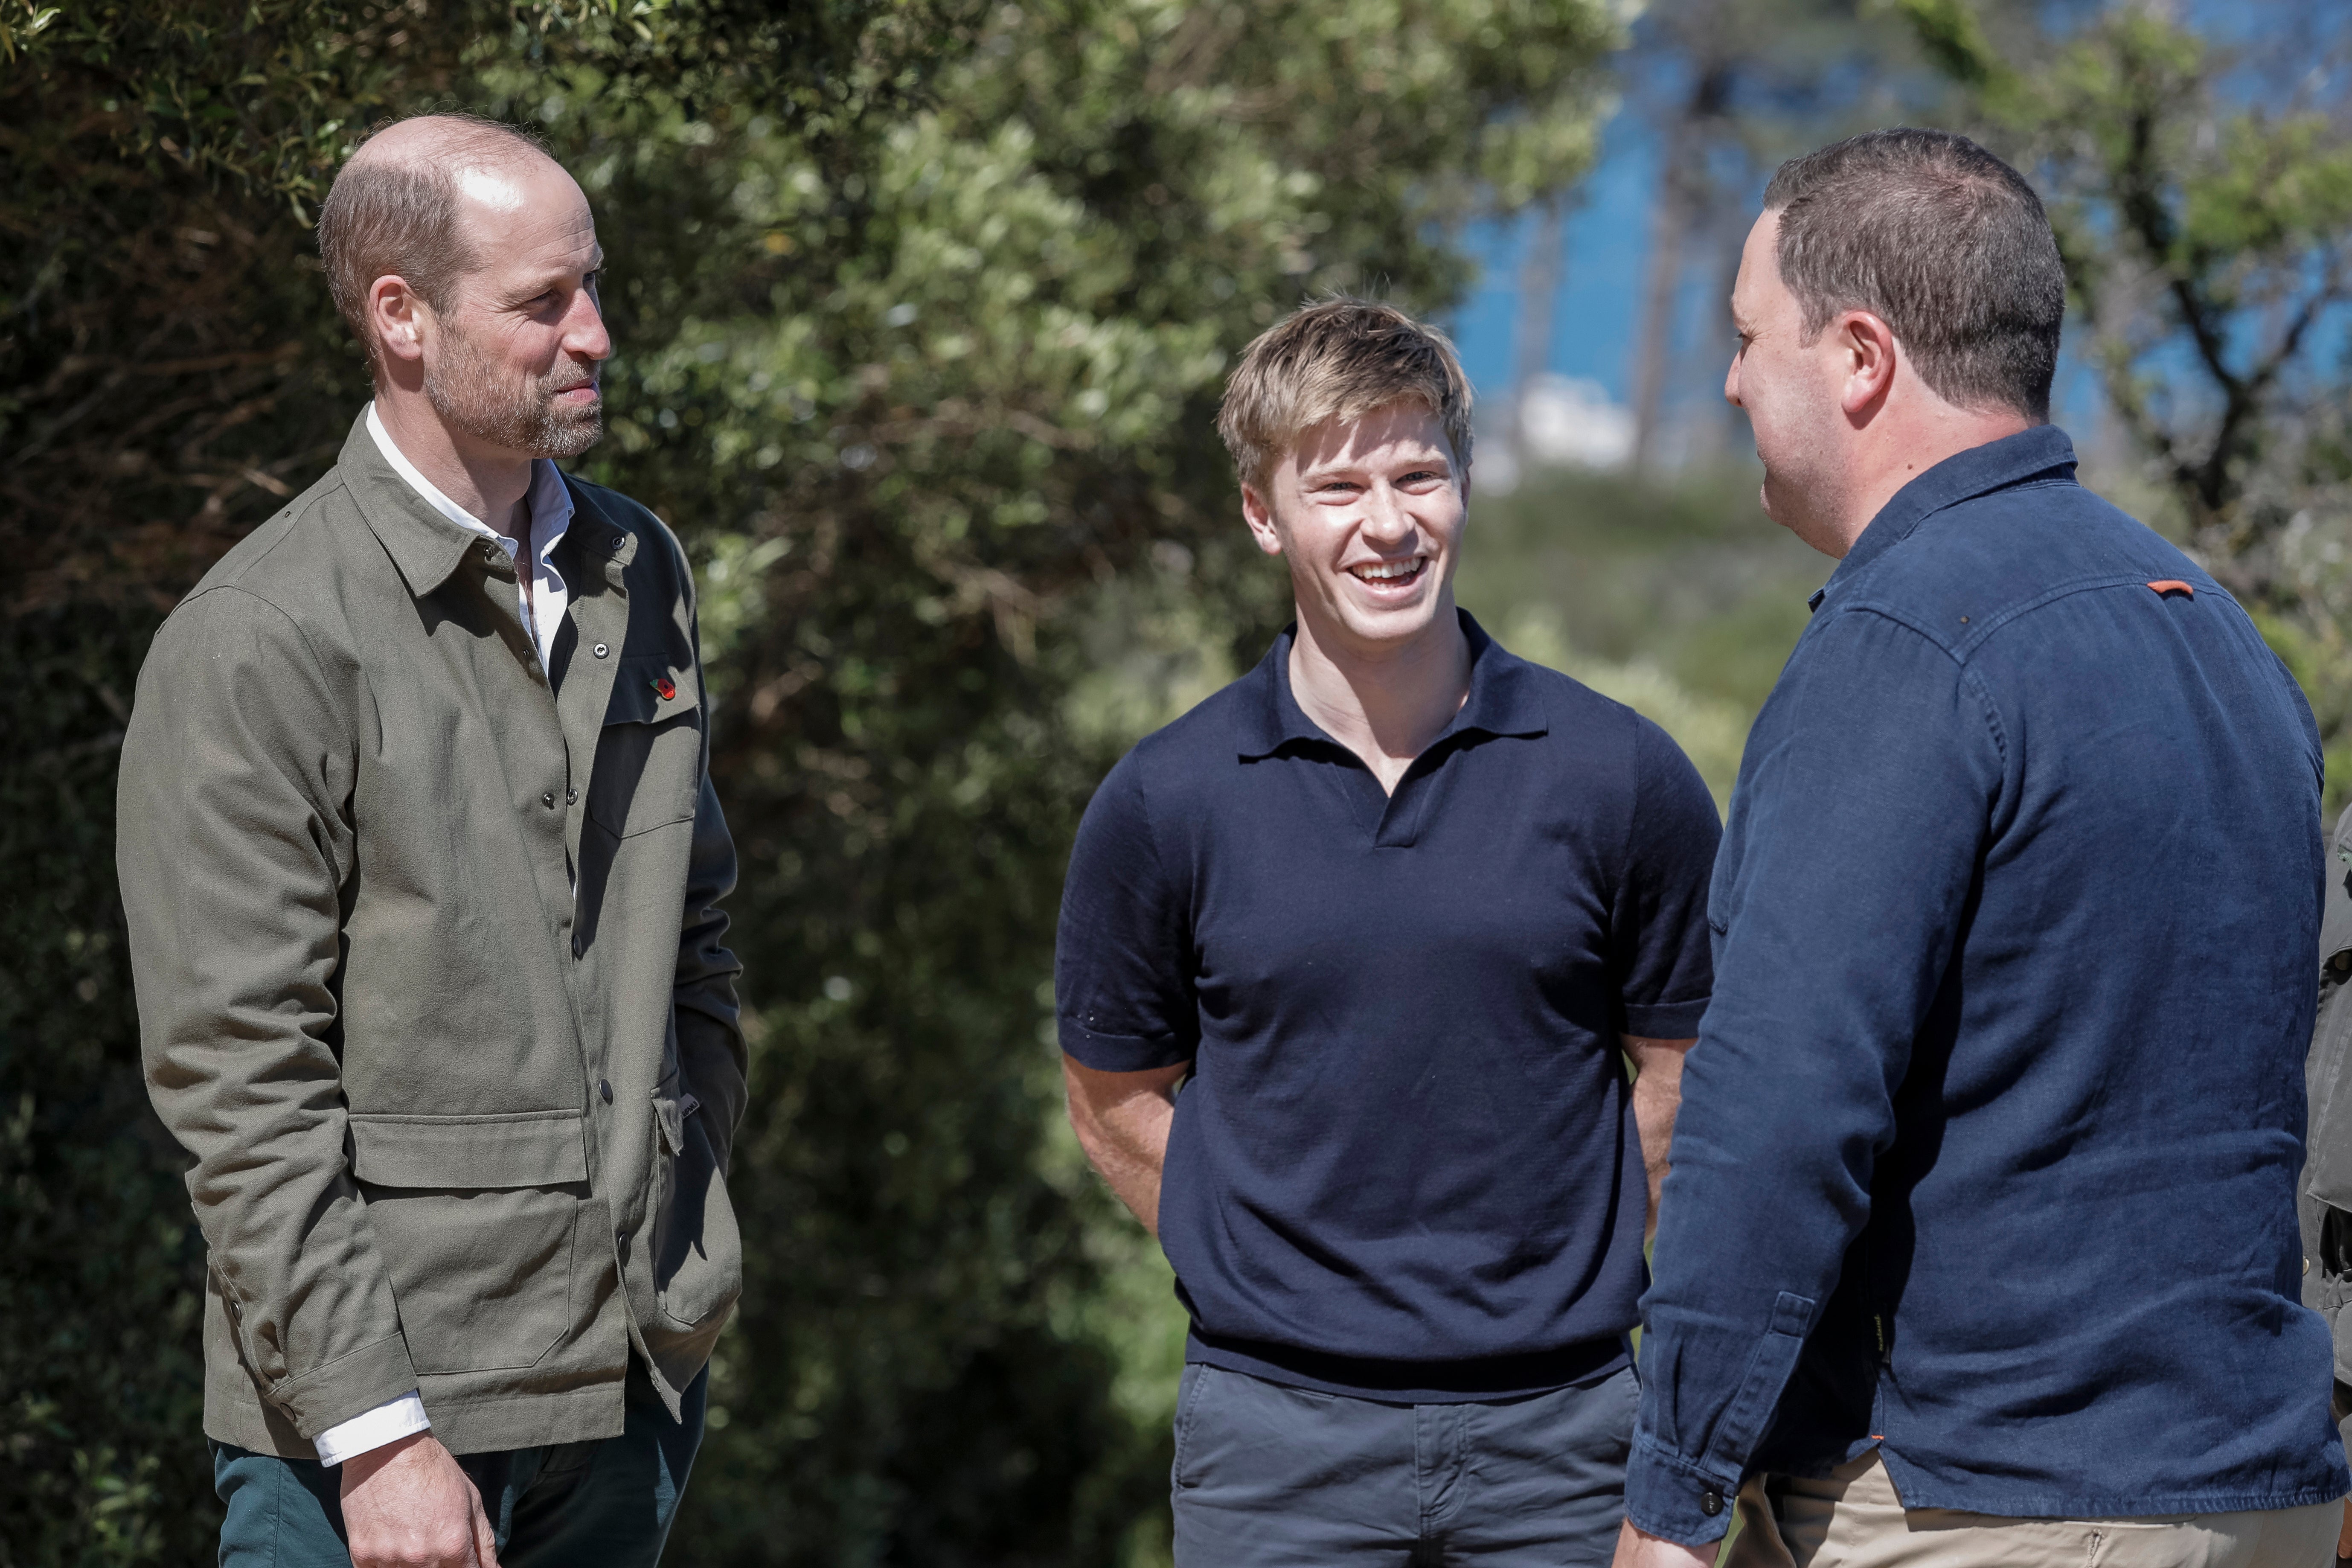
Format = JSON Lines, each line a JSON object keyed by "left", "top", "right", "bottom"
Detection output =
{"left": 1626, "top": 613, "right": 2000, "bottom": 1543}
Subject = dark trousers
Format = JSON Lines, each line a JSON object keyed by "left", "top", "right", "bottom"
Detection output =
{"left": 1172, "top": 1361, "right": 1637, "bottom": 1566}
{"left": 213, "top": 1365, "right": 706, "bottom": 1568}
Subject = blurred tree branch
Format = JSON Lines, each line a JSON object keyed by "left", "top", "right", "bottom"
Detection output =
{"left": 1890, "top": 0, "right": 2352, "bottom": 795}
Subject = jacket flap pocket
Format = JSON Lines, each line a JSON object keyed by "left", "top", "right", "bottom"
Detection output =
{"left": 605, "top": 658, "right": 700, "bottom": 726}
{"left": 654, "top": 1093, "right": 686, "bottom": 1157}
{"left": 349, "top": 1110, "right": 588, "bottom": 1190}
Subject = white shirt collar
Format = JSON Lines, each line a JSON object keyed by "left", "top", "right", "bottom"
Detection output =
{"left": 363, "top": 402, "right": 574, "bottom": 559}
{"left": 366, "top": 402, "right": 575, "bottom": 671}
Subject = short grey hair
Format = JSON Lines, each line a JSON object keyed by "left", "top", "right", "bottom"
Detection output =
{"left": 316, "top": 113, "right": 552, "bottom": 382}
{"left": 1763, "top": 128, "right": 2065, "bottom": 422}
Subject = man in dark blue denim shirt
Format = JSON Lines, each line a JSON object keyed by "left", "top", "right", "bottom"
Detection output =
{"left": 1616, "top": 130, "right": 2347, "bottom": 1568}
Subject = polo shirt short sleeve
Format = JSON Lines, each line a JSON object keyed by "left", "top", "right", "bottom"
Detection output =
{"left": 1055, "top": 614, "right": 1721, "bottom": 1399}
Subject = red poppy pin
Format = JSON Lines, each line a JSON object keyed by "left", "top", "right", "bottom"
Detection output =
{"left": 654, "top": 675, "right": 678, "bottom": 701}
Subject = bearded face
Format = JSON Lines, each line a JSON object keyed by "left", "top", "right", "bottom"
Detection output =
{"left": 423, "top": 315, "right": 603, "bottom": 460}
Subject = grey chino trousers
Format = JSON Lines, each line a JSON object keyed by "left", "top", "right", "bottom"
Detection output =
{"left": 1171, "top": 1361, "right": 1638, "bottom": 1566}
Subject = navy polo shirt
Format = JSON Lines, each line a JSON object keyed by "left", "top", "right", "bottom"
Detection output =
{"left": 1628, "top": 427, "right": 2349, "bottom": 1542}
{"left": 1055, "top": 612, "right": 1721, "bottom": 1400}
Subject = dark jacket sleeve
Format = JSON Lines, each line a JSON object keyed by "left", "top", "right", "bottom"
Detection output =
{"left": 1627, "top": 611, "right": 2005, "bottom": 1544}
{"left": 116, "top": 587, "right": 420, "bottom": 1438}
{"left": 672, "top": 599, "right": 746, "bottom": 1175}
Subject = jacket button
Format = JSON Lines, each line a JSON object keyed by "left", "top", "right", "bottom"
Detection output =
{"left": 593, "top": 643, "right": 610, "bottom": 659}
{"left": 610, "top": 533, "right": 626, "bottom": 551}
{"left": 572, "top": 933, "right": 584, "bottom": 959}
{"left": 615, "top": 1230, "right": 629, "bottom": 1259}
{"left": 541, "top": 791, "right": 556, "bottom": 809}
{"left": 566, "top": 787, "right": 578, "bottom": 805}
{"left": 600, "top": 1079, "right": 613, "bottom": 1104}
{"left": 1700, "top": 1489, "right": 1723, "bottom": 1517}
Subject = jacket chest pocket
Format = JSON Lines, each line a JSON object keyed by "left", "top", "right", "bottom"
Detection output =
{"left": 587, "top": 658, "right": 702, "bottom": 839}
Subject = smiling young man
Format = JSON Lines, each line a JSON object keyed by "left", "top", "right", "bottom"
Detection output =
{"left": 1055, "top": 298, "right": 1724, "bottom": 1564}
{"left": 117, "top": 114, "right": 744, "bottom": 1567}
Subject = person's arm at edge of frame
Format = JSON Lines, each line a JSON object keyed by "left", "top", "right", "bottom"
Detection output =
{"left": 1611, "top": 614, "right": 2000, "bottom": 1568}
{"left": 1064, "top": 1057, "right": 1192, "bottom": 1235}
{"left": 1625, "top": 1036, "right": 1696, "bottom": 1246}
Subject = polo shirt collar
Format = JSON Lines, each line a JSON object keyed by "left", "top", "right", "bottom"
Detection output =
{"left": 1810, "top": 423, "right": 2079, "bottom": 612}
{"left": 1236, "top": 608, "right": 1549, "bottom": 762}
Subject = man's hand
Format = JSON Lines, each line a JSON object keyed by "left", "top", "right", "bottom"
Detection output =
{"left": 340, "top": 1432, "right": 499, "bottom": 1568}
{"left": 1611, "top": 1518, "right": 1721, "bottom": 1568}
{"left": 2336, "top": 1494, "right": 2351, "bottom": 1561}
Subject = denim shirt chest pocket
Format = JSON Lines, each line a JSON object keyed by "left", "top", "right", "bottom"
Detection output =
{"left": 587, "top": 654, "right": 704, "bottom": 839}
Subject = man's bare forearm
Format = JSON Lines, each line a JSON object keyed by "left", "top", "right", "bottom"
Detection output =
{"left": 1061, "top": 1056, "right": 1189, "bottom": 1236}
{"left": 1625, "top": 1036, "right": 1696, "bottom": 1242}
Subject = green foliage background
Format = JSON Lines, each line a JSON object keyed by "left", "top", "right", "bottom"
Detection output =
{"left": 9, "top": 0, "right": 2352, "bottom": 1560}
{"left": 0, "top": 0, "right": 1622, "bottom": 1559}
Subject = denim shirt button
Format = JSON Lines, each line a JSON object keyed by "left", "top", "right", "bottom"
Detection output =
{"left": 1700, "top": 1489, "right": 1723, "bottom": 1517}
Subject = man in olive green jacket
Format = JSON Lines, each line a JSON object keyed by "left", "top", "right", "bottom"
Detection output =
{"left": 117, "top": 113, "right": 744, "bottom": 1568}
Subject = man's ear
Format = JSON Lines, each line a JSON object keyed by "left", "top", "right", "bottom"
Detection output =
{"left": 1837, "top": 308, "right": 1898, "bottom": 421}
{"left": 1240, "top": 482, "right": 1285, "bottom": 558}
{"left": 366, "top": 275, "right": 431, "bottom": 373}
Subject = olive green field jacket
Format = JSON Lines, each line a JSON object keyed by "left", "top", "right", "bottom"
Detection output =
{"left": 116, "top": 413, "right": 747, "bottom": 1457}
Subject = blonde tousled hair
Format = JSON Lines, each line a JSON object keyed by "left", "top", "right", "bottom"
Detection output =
{"left": 1214, "top": 297, "right": 1474, "bottom": 492}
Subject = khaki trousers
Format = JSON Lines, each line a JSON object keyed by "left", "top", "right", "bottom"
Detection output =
{"left": 1724, "top": 1453, "right": 2340, "bottom": 1568}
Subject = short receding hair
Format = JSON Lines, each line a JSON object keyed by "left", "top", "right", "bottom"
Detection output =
{"left": 1764, "top": 128, "right": 2065, "bottom": 421}
{"left": 1216, "top": 298, "right": 1474, "bottom": 492}
{"left": 316, "top": 113, "right": 552, "bottom": 380}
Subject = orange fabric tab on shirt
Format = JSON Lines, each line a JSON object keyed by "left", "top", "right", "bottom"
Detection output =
{"left": 2147, "top": 579, "right": 2194, "bottom": 597}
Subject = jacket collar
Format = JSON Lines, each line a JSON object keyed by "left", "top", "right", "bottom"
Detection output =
{"left": 337, "top": 410, "right": 621, "bottom": 596}
{"left": 1236, "top": 608, "right": 1549, "bottom": 761}
{"left": 1811, "top": 423, "right": 2079, "bottom": 611}
{"left": 339, "top": 410, "right": 495, "bottom": 598}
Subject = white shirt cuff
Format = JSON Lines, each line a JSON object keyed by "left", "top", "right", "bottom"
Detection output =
{"left": 313, "top": 1391, "right": 430, "bottom": 1466}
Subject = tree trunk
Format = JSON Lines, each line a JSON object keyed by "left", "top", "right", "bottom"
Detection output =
{"left": 1504, "top": 196, "right": 1569, "bottom": 470}
{"left": 1629, "top": 63, "right": 1733, "bottom": 477}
